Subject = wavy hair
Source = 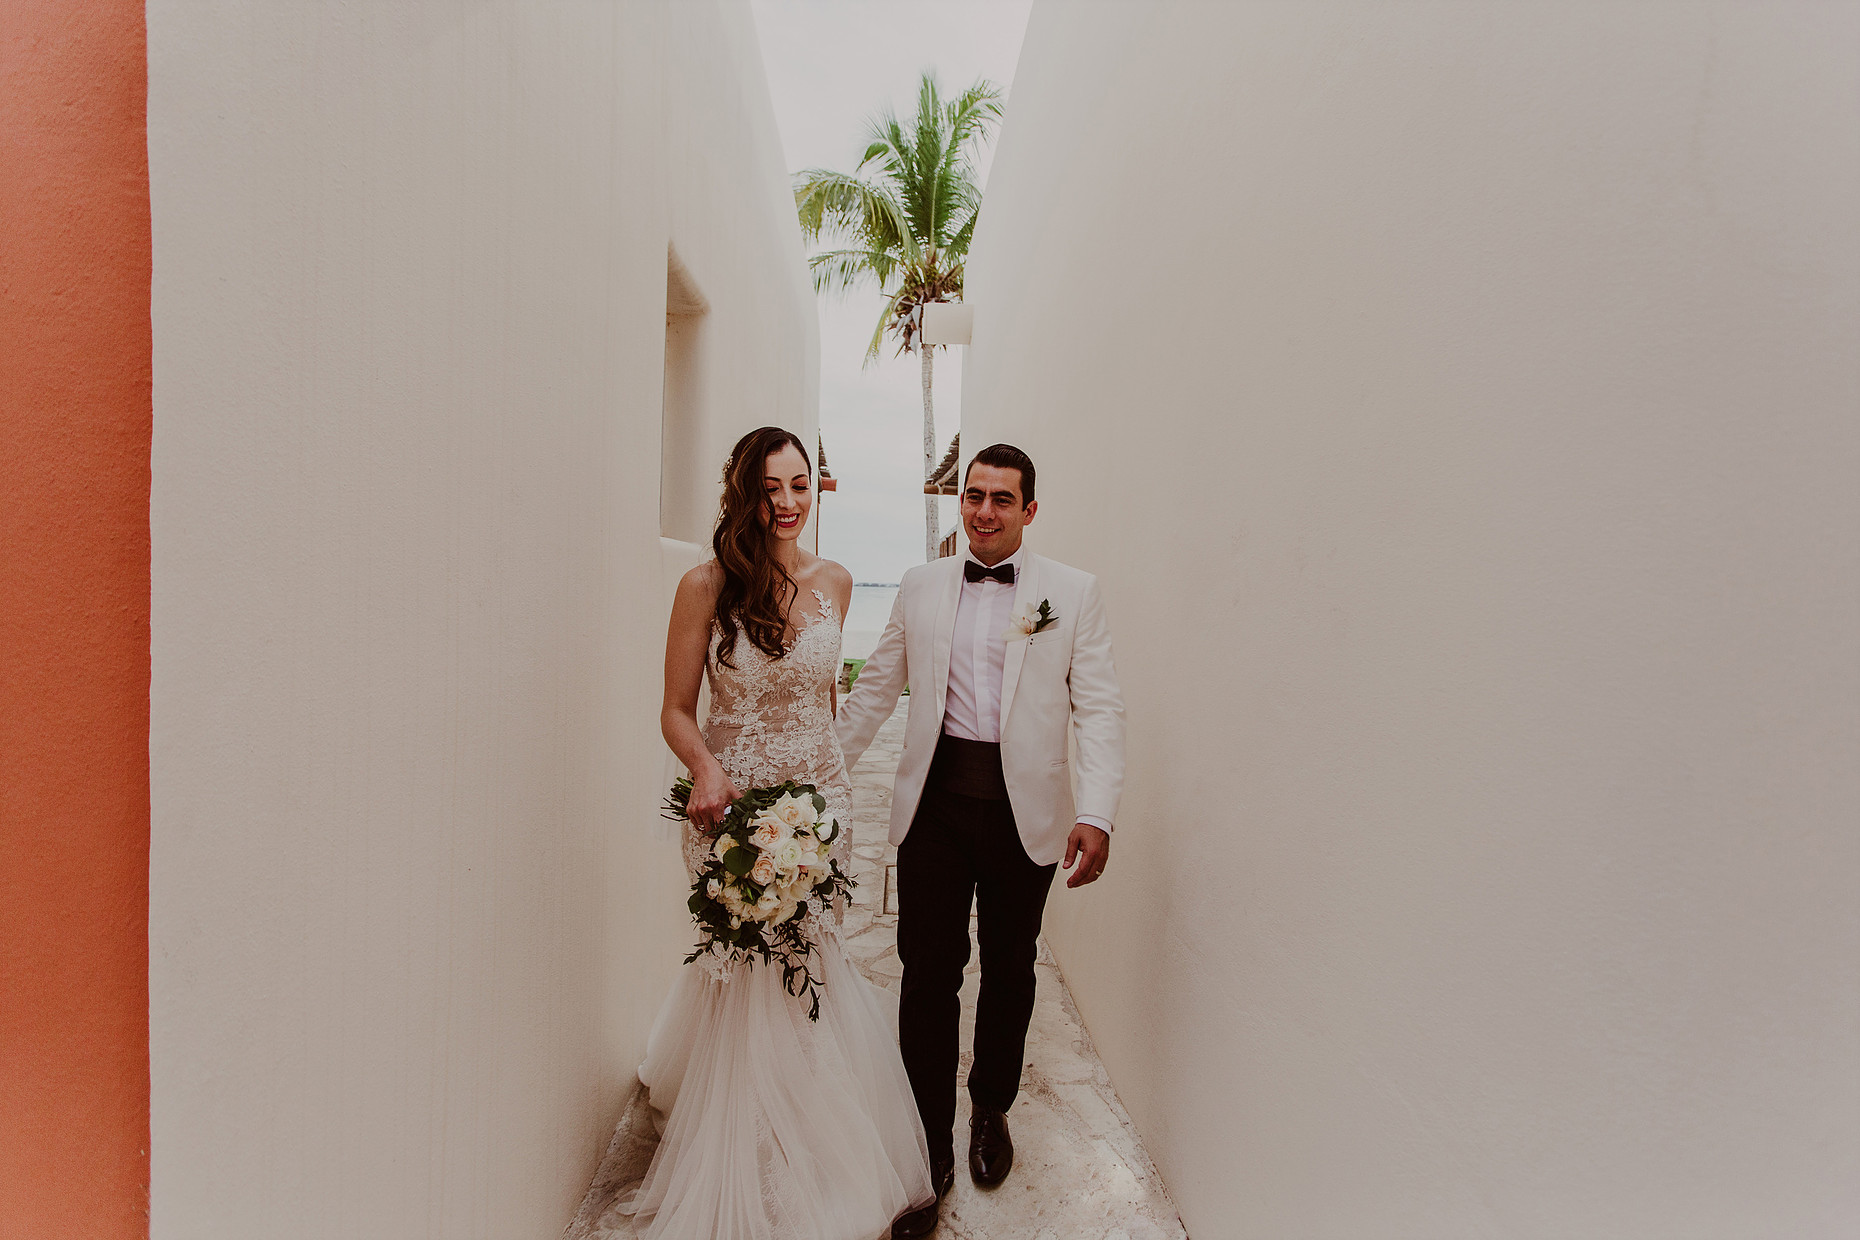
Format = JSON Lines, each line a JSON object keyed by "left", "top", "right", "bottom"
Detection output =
{"left": 712, "top": 426, "right": 811, "bottom": 668}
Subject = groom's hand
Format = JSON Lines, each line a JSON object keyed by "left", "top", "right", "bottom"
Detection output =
{"left": 1062, "top": 822, "right": 1110, "bottom": 888}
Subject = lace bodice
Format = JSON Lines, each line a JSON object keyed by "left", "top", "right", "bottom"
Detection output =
{"left": 703, "top": 588, "right": 845, "bottom": 790}
{"left": 681, "top": 588, "right": 854, "bottom": 926}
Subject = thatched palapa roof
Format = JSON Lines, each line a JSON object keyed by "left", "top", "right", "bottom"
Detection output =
{"left": 924, "top": 432, "right": 960, "bottom": 495}
{"left": 818, "top": 435, "right": 837, "bottom": 491}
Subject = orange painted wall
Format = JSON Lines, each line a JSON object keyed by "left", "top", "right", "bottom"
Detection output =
{"left": 0, "top": 3, "right": 152, "bottom": 1236}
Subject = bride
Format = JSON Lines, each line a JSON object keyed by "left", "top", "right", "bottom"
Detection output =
{"left": 618, "top": 426, "right": 935, "bottom": 1239}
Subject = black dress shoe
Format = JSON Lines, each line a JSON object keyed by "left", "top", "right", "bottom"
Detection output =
{"left": 969, "top": 1106, "right": 1014, "bottom": 1187}
{"left": 891, "top": 1152, "right": 954, "bottom": 1238}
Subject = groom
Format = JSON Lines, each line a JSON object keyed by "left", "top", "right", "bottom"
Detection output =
{"left": 836, "top": 443, "right": 1125, "bottom": 1237}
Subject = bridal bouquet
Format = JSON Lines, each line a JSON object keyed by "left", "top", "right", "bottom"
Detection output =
{"left": 662, "top": 778, "right": 856, "bottom": 1020}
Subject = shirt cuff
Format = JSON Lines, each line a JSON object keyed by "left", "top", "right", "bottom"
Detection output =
{"left": 1076, "top": 814, "right": 1113, "bottom": 834}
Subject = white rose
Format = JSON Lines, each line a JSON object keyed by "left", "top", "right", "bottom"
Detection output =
{"left": 705, "top": 878, "right": 722, "bottom": 899}
{"left": 773, "top": 839, "right": 805, "bottom": 871}
{"left": 771, "top": 794, "right": 814, "bottom": 831}
{"left": 815, "top": 814, "right": 840, "bottom": 845}
{"left": 755, "top": 889, "right": 781, "bottom": 916}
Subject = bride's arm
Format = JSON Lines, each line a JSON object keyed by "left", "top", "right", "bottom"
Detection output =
{"left": 663, "top": 564, "right": 738, "bottom": 830}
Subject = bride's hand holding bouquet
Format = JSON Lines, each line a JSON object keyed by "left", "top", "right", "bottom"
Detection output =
{"left": 682, "top": 761, "right": 741, "bottom": 832}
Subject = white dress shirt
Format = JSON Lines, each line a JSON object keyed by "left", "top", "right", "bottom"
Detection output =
{"left": 942, "top": 547, "right": 1021, "bottom": 744}
{"left": 942, "top": 546, "right": 1113, "bottom": 836}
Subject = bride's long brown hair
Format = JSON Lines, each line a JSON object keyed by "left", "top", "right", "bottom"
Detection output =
{"left": 712, "top": 426, "right": 811, "bottom": 668}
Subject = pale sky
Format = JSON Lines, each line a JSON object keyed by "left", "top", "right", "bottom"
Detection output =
{"left": 747, "top": 0, "right": 1034, "bottom": 584}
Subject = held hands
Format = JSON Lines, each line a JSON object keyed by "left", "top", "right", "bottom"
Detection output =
{"left": 1062, "top": 822, "right": 1110, "bottom": 888}
{"left": 686, "top": 766, "right": 742, "bottom": 833}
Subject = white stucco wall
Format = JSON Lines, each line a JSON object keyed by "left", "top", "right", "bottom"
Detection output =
{"left": 964, "top": 3, "right": 1859, "bottom": 1235}
{"left": 147, "top": 4, "right": 814, "bottom": 1235}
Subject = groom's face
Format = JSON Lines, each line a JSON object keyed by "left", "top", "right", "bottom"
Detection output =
{"left": 961, "top": 463, "right": 1036, "bottom": 565}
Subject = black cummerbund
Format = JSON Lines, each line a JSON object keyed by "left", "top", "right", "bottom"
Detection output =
{"left": 930, "top": 732, "right": 1010, "bottom": 801}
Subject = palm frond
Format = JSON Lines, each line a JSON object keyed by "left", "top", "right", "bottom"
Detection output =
{"left": 912, "top": 76, "right": 951, "bottom": 242}
{"left": 863, "top": 111, "right": 935, "bottom": 248}
{"left": 865, "top": 287, "right": 909, "bottom": 367}
{"left": 934, "top": 84, "right": 1001, "bottom": 252}
{"left": 947, "top": 208, "right": 978, "bottom": 260}
{"left": 806, "top": 247, "right": 897, "bottom": 297}
{"left": 792, "top": 170, "right": 915, "bottom": 261}
{"left": 944, "top": 82, "right": 1004, "bottom": 153}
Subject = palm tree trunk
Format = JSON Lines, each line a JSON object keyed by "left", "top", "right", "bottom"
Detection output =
{"left": 921, "top": 344, "right": 938, "bottom": 561}
{"left": 918, "top": 343, "right": 937, "bottom": 557}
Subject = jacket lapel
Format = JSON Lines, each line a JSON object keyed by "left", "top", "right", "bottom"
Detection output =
{"left": 998, "top": 553, "right": 1040, "bottom": 732}
{"left": 931, "top": 555, "right": 964, "bottom": 715}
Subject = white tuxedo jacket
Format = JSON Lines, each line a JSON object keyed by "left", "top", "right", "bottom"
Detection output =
{"left": 835, "top": 551, "right": 1126, "bottom": 867}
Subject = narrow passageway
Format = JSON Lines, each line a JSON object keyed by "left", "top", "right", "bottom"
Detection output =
{"left": 567, "top": 701, "right": 1186, "bottom": 1239}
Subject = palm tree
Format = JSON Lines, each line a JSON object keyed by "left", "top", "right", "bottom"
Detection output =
{"left": 795, "top": 73, "right": 1003, "bottom": 561}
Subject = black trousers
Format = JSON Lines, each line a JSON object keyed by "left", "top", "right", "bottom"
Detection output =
{"left": 896, "top": 734, "right": 1057, "bottom": 1162}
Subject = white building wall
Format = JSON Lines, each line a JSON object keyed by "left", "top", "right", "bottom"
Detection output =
{"left": 963, "top": 4, "right": 1859, "bottom": 1236}
{"left": 147, "top": 3, "right": 814, "bottom": 1235}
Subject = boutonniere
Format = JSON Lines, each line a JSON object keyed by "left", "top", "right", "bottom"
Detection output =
{"left": 1003, "top": 599, "right": 1058, "bottom": 641}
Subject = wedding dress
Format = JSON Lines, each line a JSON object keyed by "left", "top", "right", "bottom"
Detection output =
{"left": 617, "top": 588, "right": 934, "bottom": 1240}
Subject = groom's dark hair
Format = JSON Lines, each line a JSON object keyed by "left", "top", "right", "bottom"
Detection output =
{"left": 965, "top": 443, "right": 1036, "bottom": 507}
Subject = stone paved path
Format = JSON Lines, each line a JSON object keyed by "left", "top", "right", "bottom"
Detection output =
{"left": 567, "top": 702, "right": 1186, "bottom": 1240}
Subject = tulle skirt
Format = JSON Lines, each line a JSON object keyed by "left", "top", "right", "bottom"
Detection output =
{"left": 616, "top": 930, "right": 935, "bottom": 1240}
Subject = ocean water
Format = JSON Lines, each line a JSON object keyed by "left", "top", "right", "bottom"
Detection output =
{"left": 842, "top": 584, "right": 899, "bottom": 661}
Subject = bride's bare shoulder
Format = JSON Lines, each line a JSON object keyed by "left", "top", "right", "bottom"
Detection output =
{"left": 811, "top": 558, "right": 853, "bottom": 593}
{"left": 676, "top": 560, "right": 724, "bottom": 603}
{"left": 804, "top": 556, "right": 852, "bottom": 606}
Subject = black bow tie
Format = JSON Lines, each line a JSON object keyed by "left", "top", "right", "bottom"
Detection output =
{"left": 964, "top": 560, "right": 1016, "bottom": 586}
